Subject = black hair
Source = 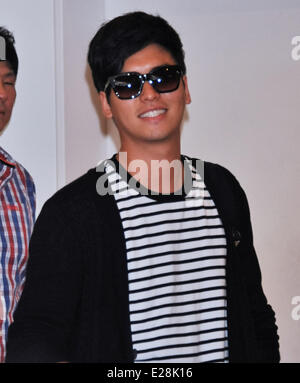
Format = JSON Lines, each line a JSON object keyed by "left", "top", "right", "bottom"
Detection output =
{"left": 0, "top": 26, "right": 18, "bottom": 76}
{"left": 88, "top": 11, "right": 186, "bottom": 93}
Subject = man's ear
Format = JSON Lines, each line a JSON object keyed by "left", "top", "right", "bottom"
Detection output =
{"left": 99, "top": 91, "right": 113, "bottom": 119}
{"left": 182, "top": 76, "right": 191, "bottom": 105}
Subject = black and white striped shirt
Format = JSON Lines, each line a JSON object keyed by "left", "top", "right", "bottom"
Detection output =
{"left": 104, "top": 156, "right": 229, "bottom": 363}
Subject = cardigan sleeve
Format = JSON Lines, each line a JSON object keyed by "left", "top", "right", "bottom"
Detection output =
{"left": 229, "top": 169, "right": 280, "bottom": 362}
{"left": 5, "top": 196, "right": 83, "bottom": 363}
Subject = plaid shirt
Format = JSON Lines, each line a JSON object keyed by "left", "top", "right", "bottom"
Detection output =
{"left": 0, "top": 147, "right": 35, "bottom": 362}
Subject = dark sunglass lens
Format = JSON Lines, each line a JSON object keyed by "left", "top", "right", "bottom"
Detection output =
{"left": 113, "top": 74, "right": 141, "bottom": 99}
{"left": 152, "top": 66, "right": 181, "bottom": 93}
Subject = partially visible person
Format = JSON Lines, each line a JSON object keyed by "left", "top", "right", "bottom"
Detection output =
{"left": 0, "top": 26, "right": 35, "bottom": 362}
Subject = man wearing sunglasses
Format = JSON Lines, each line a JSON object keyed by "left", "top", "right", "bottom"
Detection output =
{"left": 6, "top": 12, "right": 279, "bottom": 363}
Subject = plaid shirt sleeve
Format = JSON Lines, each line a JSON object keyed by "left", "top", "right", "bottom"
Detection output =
{"left": 0, "top": 148, "right": 36, "bottom": 362}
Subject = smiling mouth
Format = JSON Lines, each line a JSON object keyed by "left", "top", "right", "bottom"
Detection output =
{"left": 139, "top": 109, "right": 167, "bottom": 118}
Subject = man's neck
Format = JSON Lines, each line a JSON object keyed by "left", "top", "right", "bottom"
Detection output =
{"left": 117, "top": 145, "right": 184, "bottom": 194}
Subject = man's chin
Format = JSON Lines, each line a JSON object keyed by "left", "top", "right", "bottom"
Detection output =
{"left": 0, "top": 116, "right": 11, "bottom": 134}
{"left": 0, "top": 122, "right": 8, "bottom": 134}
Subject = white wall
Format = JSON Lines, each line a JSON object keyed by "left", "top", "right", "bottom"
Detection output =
{"left": 62, "top": 0, "right": 107, "bottom": 184}
{"left": 1, "top": 0, "right": 299, "bottom": 362}
{"left": 0, "top": 0, "right": 57, "bottom": 215}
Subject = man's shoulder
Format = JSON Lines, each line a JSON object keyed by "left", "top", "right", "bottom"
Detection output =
{"left": 0, "top": 146, "right": 16, "bottom": 166}
{"left": 205, "top": 160, "right": 239, "bottom": 185}
{"left": 0, "top": 146, "right": 35, "bottom": 187}
{"left": 15, "top": 161, "right": 35, "bottom": 187}
{"left": 50, "top": 167, "right": 98, "bottom": 200}
{"left": 186, "top": 156, "right": 249, "bottom": 226}
{"left": 184, "top": 155, "right": 240, "bottom": 186}
{"left": 44, "top": 167, "right": 106, "bottom": 214}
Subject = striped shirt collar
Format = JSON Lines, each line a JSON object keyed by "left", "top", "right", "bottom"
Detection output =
{"left": 0, "top": 146, "right": 16, "bottom": 168}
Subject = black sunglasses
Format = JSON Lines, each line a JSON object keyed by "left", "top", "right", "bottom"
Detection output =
{"left": 104, "top": 65, "right": 183, "bottom": 100}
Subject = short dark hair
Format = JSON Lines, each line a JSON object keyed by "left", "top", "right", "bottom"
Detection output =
{"left": 88, "top": 11, "right": 186, "bottom": 93}
{"left": 0, "top": 26, "right": 18, "bottom": 76}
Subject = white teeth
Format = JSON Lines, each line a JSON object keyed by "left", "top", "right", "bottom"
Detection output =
{"left": 140, "top": 109, "right": 166, "bottom": 118}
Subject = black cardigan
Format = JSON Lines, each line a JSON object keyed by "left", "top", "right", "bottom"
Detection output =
{"left": 6, "top": 160, "right": 280, "bottom": 363}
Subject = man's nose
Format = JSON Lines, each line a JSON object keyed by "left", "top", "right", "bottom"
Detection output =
{"left": 140, "top": 81, "right": 159, "bottom": 101}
